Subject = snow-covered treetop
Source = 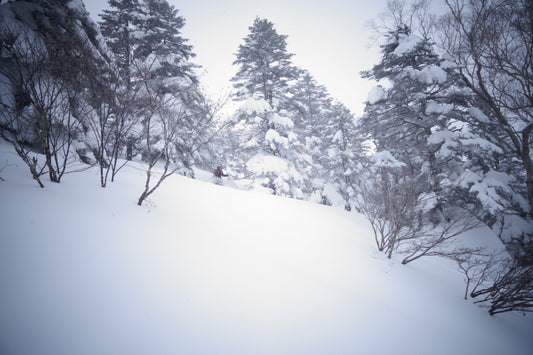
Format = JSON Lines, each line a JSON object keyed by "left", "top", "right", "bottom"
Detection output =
{"left": 366, "top": 85, "right": 386, "bottom": 104}
{"left": 269, "top": 113, "right": 294, "bottom": 128}
{"left": 238, "top": 94, "right": 272, "bottom": 115}
{"left": 231, "top": 17, "right": 297, "bottom": 104}
{"left": 362, "top": 25, "right": 442, "bottom": 83}
{"left": 392, "top": 32, "right": 422, "bottom": 55}
{"left": 371, "top": 151, "right": 406, "bottom": 168}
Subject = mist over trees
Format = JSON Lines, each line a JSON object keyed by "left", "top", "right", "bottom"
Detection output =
{"left": 0, "top": 0, "right": 531, "bottom": 315}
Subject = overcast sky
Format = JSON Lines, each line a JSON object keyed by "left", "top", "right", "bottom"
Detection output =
{"left": 83, "top": 0, "right": 388, "bottom": 116}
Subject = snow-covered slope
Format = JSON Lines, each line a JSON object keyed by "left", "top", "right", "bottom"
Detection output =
{"left": 0, "top": 140, "right": 532, "bottom": 354}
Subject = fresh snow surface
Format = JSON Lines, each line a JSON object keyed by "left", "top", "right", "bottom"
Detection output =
{"left": 425, "top": 101, "right": 454, "bottom": 115}
{"left": 0, "top": 140, "right": 532, "bottom": 355}
{"left": 366, "top": 85, "right": 386, "bottom": 104}
{"left": 372, "top": 150, "right": 406, "bottom": 168}
{"left": 246, "top": 153, "right": 289, "bottom": 178}
{"left": 393, "top": 32, "right": 422, "bottom": 55}
{"left": 468, "top": 107, "right": 491, "bottom": 123}
{"left": 239, "top": 95, "right": 272, "bottom": 115}
{"left": 270, "top": 113, "right": 294, "bottom": 128}
{"left": 417, "top": 65, "right": 448, "bottom": 84}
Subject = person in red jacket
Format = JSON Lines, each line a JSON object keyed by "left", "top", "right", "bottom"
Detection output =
{"left": 213, "top": 165, "right": 228, "bottom": 178}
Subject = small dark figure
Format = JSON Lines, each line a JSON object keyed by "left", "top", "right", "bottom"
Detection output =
{"left": 213, "top": 165, "right": 228, "bottom": 178}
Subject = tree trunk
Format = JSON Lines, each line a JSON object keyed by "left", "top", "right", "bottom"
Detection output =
{"left": 522, "top": 124, "right": 533, "bottom": 219}
{"left": 126, "top": 139, "right": 133, "bottom": 161}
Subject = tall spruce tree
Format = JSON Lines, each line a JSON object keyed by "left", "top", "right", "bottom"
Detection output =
{"left": 359, "top": 26, "right": 477, "bottom": 202}
{"left": 289, "top": 70, "right": 331, "bottom": 138}
{"left": 231, "top": 17, "right": 297, "bottom": 106}
{"left": 223, "top": 93, "right": 308, "bottom": 198}
{"left": 99, "top": 0, "right": 202, "bottom": 163}
{"left": 227, "top": 18, "right": 309, "bottom": 197}
{"left": 99, "top": 0, "right": 146, "bottom": 160}
{"left": 321, "top": 102, "right": 365, "bottom": 210}
{"left": 287, "top": 70, "right": 336, "bottom": 202}
{"left": 99, "top": 0, "right": 214, "bottom": 203}
{"left": 99, "top": 0, "right": 143, "bottom": 88}
{"left": 357, "top": 26, "right": 487, "bottom": 258}
{"left": 135, "top": 0, "right": 197, "bottom": 87}
{"left": 362, "top": 24, "right": 532, "bottom": 254}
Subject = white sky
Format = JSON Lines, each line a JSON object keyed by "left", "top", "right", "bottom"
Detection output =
{"left": 84, "top": 0, "right": 387, "bottom": 116}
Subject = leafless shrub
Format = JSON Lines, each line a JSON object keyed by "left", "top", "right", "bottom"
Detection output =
{"left": 135, "top": 58, "right": 228, "bottom": 206}
{"left": 0, "top": 21, "right": 84, "bottom": 185}
{"left": 399, "top": 208, "right": 483, "bottom": 264}
{"left": 471, "top": 257, "right": 533, "bottom": 315}
{"left": 356, "top": 163, "right": 481, "bottom": 263}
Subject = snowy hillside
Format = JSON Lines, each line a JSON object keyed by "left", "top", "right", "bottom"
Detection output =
{"left": 0, "top": 140, "right": 532, "bottom": 355}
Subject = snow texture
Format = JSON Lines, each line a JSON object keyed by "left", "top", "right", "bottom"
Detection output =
{"left": 372, "top": 150, "right": 406, "bottom": 168}
{"left": 418, "top": 65, "right": 448, "bottom": 84}
{"left": 265, "top": 129, "right": 289, "bottom": 149}
{"left": 270, "top": 113, "right": 294, "bottom": 128}
{"left": 0, "top": 140, "right": 532, "bottom": 354}
{"left": 322, "top": 183, "right": 346, "bottom": 207}
{"left": 428, "top": 130, "right": 459, "bottom": 157}
{"left": 239, "top": 95, "right": 272, "bottom": 115}
{"left": 393, "top": 33, "right": 421, "bottom": 55}
{"left": 468, "top": 107, "right": 490, "bottom": 123}
{"left": 426, "top": 101, "right": 454, "bottom": 115}
{"left": 332, "top": 129, "right": 343, "bottom": 144}
{"left": 366, "top": 85, "right": 386, "bottom": 104}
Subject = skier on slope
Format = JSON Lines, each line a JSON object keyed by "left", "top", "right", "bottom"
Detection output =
{"left": 213, "top": 165, "right": 228, "bottom": 179}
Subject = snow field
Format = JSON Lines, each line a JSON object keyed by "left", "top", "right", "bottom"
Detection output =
{"left": 0, "top": 141, "right": 532, "bottom": 354}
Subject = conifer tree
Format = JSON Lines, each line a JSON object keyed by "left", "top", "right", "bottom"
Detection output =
{"left": 225, "top": 18, "right": 309, "bottom": 198}
{"left": 357, "top": 25, "right": 485, "bottom": 258}
{"left": 359, "top": 26, "right": 478, "bottom": 201}
{"left": 321, "top": 102, "right": 365, "bottom": 210}
{"left": 289, "top": 70, "right": 331, "bottom": 138}
{"left": 438, "top": 0, "right": 533, "bottom": 252}
{"left": 287, "top": 70, "right": 336, "bottom": 201}
{"left": 100, "top": 0, "right": 214, "bottom": 203}
{"left": 99, "top": 0, "right": 143, "bottom": 88}
{"left": 135, "top": 0, "right": 197, "bottom": 87}
{"left": 231, "top": 17, "right": 297, "bottom": 106}
{"left": 223, "top": 94, "right": 305, "bottom": 197}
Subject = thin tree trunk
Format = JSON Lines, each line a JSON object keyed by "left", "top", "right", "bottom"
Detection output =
{"left": 522, "top": 124, "right": 533, "bottom": 219}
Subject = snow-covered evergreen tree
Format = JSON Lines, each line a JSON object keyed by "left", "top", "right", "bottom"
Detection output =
{"left": 320, "top": 102, "right": 366, "bottom": 210}
{"left": 231, "top": 17, "right": 297, "bottom": 107}
{"left": 277, "top": 70, "right": 365, "bottom": 209}
{"left": 223, "top": 94, "right": 305, "bottom": 197}
{"left": 286, "top": 70, "right": 344, "bottom": 206}
{"left": 359, "top": 26, "right": 473, "bottom": 210}
{"left": 134, "top": 0, "right": 203, "bottom": 168}
{"left": 134, "top": 0, "right": 197, "bottom": 87}
{"left": 226, "top": 18, "right": 309, "bottom": 198}
{"left": 99, "top": 0, "right": 143, "bottom": 88}
{"left": 365, "top": 1, "right": 532, "bottom": 314}
{"left": 98, "top": 0, "right": 146, "bottom": 161}
{"left": 357, "top": 25, "right": 486, "bottom": 257}
{"left": 99, "top": 0, "right": 212, "bottom": 171}
{"left": 437, "top": 0, "right": 533, "bottom": 254}
{"left": 99, "top": 0, "right": 216, "bottom": 203}
{"left": 288, "top": 70, "right": 331, "bottom": 167}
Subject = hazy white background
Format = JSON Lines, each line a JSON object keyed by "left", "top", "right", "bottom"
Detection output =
{"left": 83, "top": 0, "right": 387, "bottom": 116}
